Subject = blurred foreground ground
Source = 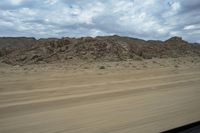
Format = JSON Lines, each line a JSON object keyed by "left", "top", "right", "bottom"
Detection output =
{"left": 0, "top": 57, "right": 200, "bottom": 133}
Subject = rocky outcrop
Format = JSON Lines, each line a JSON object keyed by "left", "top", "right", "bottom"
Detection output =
{"left": 0, "top": 35, "right": 199, "bottom": 65}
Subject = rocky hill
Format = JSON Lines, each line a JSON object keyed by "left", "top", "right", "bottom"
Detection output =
{"left": 0, "top": 35, "right": 200, "bottom": 65}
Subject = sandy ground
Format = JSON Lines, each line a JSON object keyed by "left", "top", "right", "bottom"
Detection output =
{"left": 0, "top": 57, "right": 200, "bottom": 133}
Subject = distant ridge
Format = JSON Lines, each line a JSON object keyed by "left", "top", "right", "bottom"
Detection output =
{"left": 0, "top": 35, "right": 200, "bottom": 65}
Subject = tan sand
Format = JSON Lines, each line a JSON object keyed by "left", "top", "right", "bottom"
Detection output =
{"left": 0, "top": 57, "right": 200, "bottom": 133}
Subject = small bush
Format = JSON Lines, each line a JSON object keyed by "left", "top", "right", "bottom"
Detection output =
{"left": 99, "top": 66, "right": 105, "bottom": 69}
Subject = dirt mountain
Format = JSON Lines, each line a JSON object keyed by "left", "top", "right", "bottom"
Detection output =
{"left": 0, "top": 35, "right": 200, "bottom": 65}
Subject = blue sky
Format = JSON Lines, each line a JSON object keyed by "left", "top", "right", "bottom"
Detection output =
{"left": 0, "top": 0, "right": 200, "bottom": 42}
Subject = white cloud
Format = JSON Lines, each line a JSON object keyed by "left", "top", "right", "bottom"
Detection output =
{"left": 44, "top": 0, "right": 58, "bottom": 5}
{"left": 0, "top": 0, "right": 199, "bottom": 42}
{"left": 162, "top": 2, "right": 181, "bottom": 17}
{"left": 0, "top": 21, "right": 14, "bottom": 27}
{"left": 18, "top": 8, "right": 37, "bottom": 16}
{"left": 171, "top": 2, "right": 181, "bottom": 11}
{"left": 89, "top": 29, "right": 106, "bottom": 37}
{"left": 9, "top": 0, "right": 24, "bottom": 5}
{"left": 183, "top": 25, "right": 200, "bottom": 30}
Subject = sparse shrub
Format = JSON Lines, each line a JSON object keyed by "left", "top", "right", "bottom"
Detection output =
{"left": 99, "top": 66, "right": 105, "bottom": 69}
{"left": 152, "top": 61, "right": 157, "bottom": 64}
{"left": 174, "top": 65, "right": 179, "bottom": 68}
{"left": 83, "top": 66, "right": 89, "bottom": 69}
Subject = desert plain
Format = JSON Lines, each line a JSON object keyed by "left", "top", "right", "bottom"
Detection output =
{"left": 0, "top": 36, "right": 200, "bottom": 133}
{"left": 0, "top": 56, "right": 200, "bottom": 133}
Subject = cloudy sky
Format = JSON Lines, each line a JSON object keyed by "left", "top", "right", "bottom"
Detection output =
{"left": 0, "top": 0, "right": 200, "bottom": 42}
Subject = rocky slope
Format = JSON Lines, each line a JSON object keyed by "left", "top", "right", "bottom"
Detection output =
{"left": 0, "top": 35, "right": 200, "bottom": 65}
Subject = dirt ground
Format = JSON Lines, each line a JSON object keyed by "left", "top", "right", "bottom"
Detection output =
{"left": 0, "top": 56, "right": 200, "bottom": 133}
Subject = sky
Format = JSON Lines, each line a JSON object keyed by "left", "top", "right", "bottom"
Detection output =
{"left": 0, "top": 0, "right": 200, "bottom": 42}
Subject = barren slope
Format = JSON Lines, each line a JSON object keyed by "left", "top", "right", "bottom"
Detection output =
{"left": 1, "top": 36, "right": 200, "bottom": 65}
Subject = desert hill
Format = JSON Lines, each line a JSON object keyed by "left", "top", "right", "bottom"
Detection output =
{"left": 0, "top": 35, "right": 199, "bottom": 65}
